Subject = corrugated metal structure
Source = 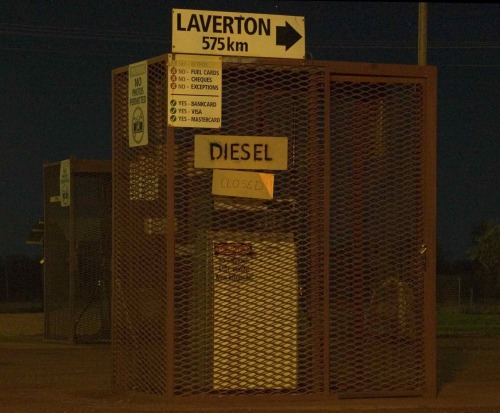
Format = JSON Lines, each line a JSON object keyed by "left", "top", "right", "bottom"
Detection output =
{"left": 111, "top": 55, "right": 436, "bottom": 403}
{"left": 43, "top": 158, "right": 112, "bottom": 343}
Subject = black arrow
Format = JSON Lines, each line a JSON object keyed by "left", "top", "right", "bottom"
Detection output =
{"left": 276, "top": 21, "right": 302, "bottom": 51}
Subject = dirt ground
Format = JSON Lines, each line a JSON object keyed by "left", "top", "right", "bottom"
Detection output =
{"left": 0, "top": 313, "right": 499, "bottom": 412}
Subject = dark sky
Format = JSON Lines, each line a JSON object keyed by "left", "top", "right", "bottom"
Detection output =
{"left": 0, "top": 1, "right": 499, "bottom": 261}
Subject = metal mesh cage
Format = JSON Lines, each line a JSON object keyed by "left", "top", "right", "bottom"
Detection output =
{"left": 43, "top": 160, "right": 112, "bottom": 343}
{"left": 329, "top": 78, "right": 427, "bottom": 397}
{"left": 112, "top": 56, "right": 436, "bottom": 403}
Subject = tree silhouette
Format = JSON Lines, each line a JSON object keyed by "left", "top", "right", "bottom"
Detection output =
{"left": 468, "top": 220, "right": 500, "bottom": 301}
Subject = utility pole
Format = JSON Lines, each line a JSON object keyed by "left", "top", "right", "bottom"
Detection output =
{"left": 418, "top": 3, "right": 428, "bottom": 65}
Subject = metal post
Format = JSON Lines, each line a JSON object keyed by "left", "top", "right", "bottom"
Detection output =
{"left": 458, "top": 275, "right": 461, "bottom": 307}
{"left": 3, "top": 263, "right": 9, "bottom": 301}
{"left": 68, "top": 156, "right": 76, "bottom": 344}
{"left": 418, "top": 3, "right": 428, "bottom": 65}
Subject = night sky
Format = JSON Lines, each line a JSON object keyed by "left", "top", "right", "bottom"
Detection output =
{"left": 0, "top": 1, "right": 499, "bottom": 261}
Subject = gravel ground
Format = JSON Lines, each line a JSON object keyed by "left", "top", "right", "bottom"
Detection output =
{"left": 0, "top": 313, "right": 499, "bottom": 412}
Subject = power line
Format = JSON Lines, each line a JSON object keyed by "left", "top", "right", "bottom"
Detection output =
{"left": 309, "top": 41, "right": 500, "bottom": 50}
{"left": 0, "top": 23, "right": 169, "bottom": 44}
{"left": 1, "top": 22, "right": 498, "bottom": 68}
{"left": 2, "top": 23, "right": 500, "bottom": 50}
{"left": 0, "top": 45, "right": 150, "bottom": 59}
{"left": 1, "top": 45, "right": 498, "bottom": 68}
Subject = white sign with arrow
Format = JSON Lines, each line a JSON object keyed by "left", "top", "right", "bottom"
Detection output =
{"left": 172, "top": 8, "right": 305, "bottom": 59}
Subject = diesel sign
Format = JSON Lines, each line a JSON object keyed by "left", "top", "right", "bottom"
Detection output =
{"left": 195, "top": 135, "right": 288, "bottom": 170}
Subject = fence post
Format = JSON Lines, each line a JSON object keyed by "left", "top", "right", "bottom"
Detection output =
{"left": 458, "top": 275, "right": 461, "bottom": 307}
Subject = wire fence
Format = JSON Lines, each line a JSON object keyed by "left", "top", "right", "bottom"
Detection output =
{"left": 437, "top": 274, "right": 500, "bottom": 311}
{"left": 437, "top": 274, "right": 500, "bottom": 335}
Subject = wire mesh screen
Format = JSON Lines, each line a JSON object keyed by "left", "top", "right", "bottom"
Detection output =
{"left": 112, "top": 56, "right": 435, "bottom": 402}
{"left": 329, "top": 79, "right": 426, "bottom": 397}
{"left": 44, "top": 164, "right": 71, "bottom": 341}
{"left": 112, "top": 59, "right": 169, "bottom": 394}
{"left": 43, "top": 161, "right": 112, "bottom": 343}
{"left": 72, "top": 170, "right": 112, "bottom": 342}
{"left": 172, "top": 62, "right": 326, "bottom": 398}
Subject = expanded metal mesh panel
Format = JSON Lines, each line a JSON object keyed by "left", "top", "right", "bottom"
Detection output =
{"left": 72, "top": 171, "right": 112, "bottom": 342}
{"left": 43, "top": 162, "right": 112, "bottom": 343}
{"left": 44, "top": 164, "right": 71, "bottom": 341}
{"left": 112, "top": 60, "right": 169, "bottom": 394}
{"left": 172, "top": 62, "right": 326, "bottom": 398}
{"left": 329, "top": 79, "right": 426, "bottom": 396}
